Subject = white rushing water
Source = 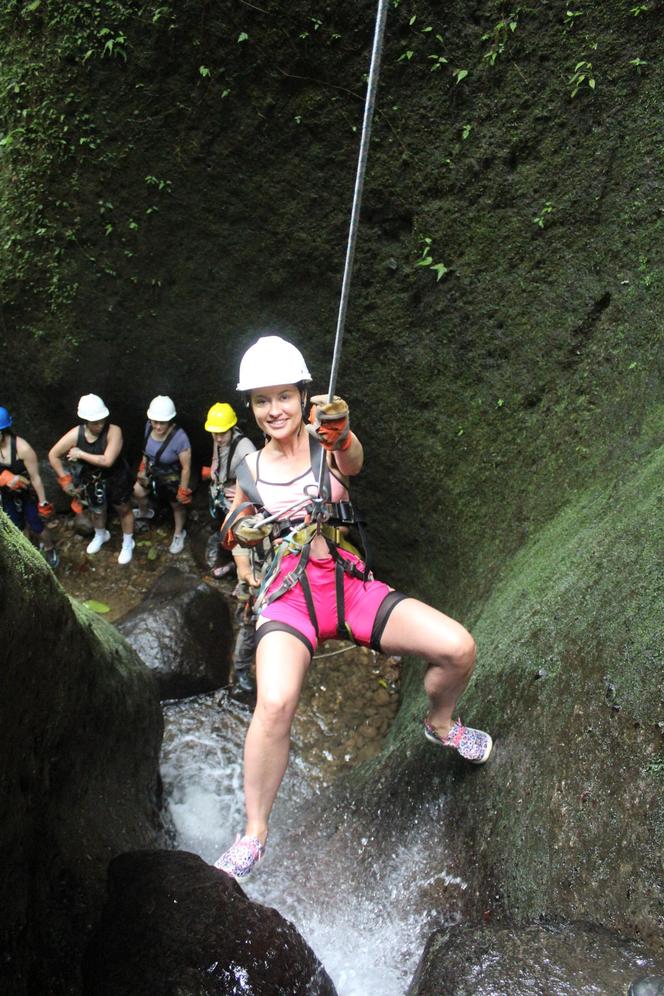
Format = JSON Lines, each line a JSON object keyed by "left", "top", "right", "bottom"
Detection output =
{"left": 161, "top": 692, "right": 463, "bottom": 996}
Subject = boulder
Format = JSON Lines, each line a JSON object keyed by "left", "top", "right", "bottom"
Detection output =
{"left": 83, "top": 850, "right": 337, "bottom": 996}
{"left": 116, "top": 567, "right": 233, "bottom": 699}
{"left": 407, "top": 923, "right": 664, "bottom": 996}
{"left": 0, "top": 513, "right": 163, "bottom": 996}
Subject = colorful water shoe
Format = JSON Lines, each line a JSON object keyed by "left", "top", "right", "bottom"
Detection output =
{"left": 423, "top": 717, "right": 493, "bottom": 764}
{"left": 214, "top": 834, "right": 265, "bottom": 881}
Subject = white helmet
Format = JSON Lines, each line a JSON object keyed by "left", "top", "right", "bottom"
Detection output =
{"left": 77, "top": 393, "right": 109, "bottom": 421}
{"left": 237, "top": 336, "right": 312, "bottom": 392}
{"left": 147, "top": 395, "right": 176, "bottom": 421}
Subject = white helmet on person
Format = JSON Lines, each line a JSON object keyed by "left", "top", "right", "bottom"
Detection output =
{"left": 147, "top": 395, "right": 176, "bottom": 421}
{"left": 77, "top": 394, "right": 109, "bottom": 421}
{"left": 237, "top": 335, "right": 312, "bottom": 392}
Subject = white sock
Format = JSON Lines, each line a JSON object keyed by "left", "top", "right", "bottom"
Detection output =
{"left": 94, "top": 528, "right": 106, "bottom": 538}
{"left": 122, "top": 533, "right": 134, "bottom": 545}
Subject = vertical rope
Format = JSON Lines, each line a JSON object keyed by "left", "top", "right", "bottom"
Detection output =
{"left": 315, "top": 0, "right": 389, "bottom": 501}
{"left": 326, "top": 0, "right": 389, "bottom": 406}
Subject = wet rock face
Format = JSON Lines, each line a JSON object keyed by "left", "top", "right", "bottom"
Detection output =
{"left": 83, "top": 850, "right": 337, "bottom": 996}
{"left": 116, "top": 567, "right": 233, "bottom": 699}
{"left": 0, "top": 515, "right": 163, "bottom": 996}
{"left": 407, "top": 923, "right": 664, "bottom": 996}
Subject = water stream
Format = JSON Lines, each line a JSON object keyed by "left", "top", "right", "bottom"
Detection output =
{"left": 160, "top": 690, "right": 463, "bottom": 996}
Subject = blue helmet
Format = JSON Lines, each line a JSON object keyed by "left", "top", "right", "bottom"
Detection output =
{"left": 0, "top": 406, "right": 12, "bottom": 431}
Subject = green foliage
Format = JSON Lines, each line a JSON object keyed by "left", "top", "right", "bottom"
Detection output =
{"left": 569, "top": 60, "right": 596, "bottom": 97}
{"left": 533, "top": 200, "right": 554, "bottom": 228}
{"left": 415, "top": 237, "right": 449, "bottom": 282}
{"left": 482, "top": 10, "right": 520, "bottom": 66}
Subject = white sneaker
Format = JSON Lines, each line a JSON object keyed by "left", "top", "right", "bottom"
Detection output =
{"left": 132, "top": 506, "right": 155, "bottom": 520}
{"left": 86, "top": 529, "right": 111, "bottom": 555}
{"left": 169, "top": 530, "right": 186, "bottom": 555}
{"left": 118, "top": 537, "right": 135, "bottom": 565}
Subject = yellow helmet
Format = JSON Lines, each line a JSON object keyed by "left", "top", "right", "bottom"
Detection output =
{"left": 205, "top": 402, "right": 238, "bottom": 433}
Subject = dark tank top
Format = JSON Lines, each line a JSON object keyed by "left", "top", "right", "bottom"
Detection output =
{"left": 0, "top": 434, "right": 27, "bottom": 481}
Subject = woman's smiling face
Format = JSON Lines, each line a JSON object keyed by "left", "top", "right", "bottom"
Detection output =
{"left": 250, "top": 384, "right": 302, "bottom": 438}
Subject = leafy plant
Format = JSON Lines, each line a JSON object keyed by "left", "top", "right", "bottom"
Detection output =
{"left": 416, "top": 237, "right": 449, "bottom": 282}
{"left": 533, "top": 200, "right": 554, "bottom": 228}
{"left": 568, "top": 60, "right": 595, "bottom": 97}
{"left": 629, "top": 57, "right": 648, "bottom": 72}
{"left": 453, "top": 67, "right": 469, "bottom": 85}
{"left": 482, "top": 11, "right": 519, "bottom": 66}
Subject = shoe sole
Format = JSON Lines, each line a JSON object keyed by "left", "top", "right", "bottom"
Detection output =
{"left": 423, "top": 726, "right": 493, "bottom": 764}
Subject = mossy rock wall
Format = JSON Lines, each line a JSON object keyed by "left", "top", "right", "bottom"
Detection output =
{"left": 2, "top": 0, "right": 664, "bottom": 956}
{"left": 0, "top": 515, "right": 163, "bottom": 995}
{"left": 1, "top": 0, "right": 663, "bottom": 608}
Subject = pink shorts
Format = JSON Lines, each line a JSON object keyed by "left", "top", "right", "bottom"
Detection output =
{"left": 256, "top": 550, "right": 406, "bottom": 657}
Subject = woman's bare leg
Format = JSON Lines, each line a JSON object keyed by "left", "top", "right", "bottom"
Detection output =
{"left": 243, "top": 629, "right": 311, "bottom": 844}
{"left": 379, "top": 597, "right": 476, "bottom": 738}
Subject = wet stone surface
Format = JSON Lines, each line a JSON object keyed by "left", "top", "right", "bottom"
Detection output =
{"left": 52, "top": 507, "right": 402, "bottom": 780}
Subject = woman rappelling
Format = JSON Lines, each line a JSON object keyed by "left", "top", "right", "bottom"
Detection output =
{"left": 214, "top": 335, "right": 493, "bottom": 881}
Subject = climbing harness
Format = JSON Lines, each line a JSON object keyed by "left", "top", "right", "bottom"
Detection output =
{"left": 72, "top": 424, "right": 109, "bottom": 509}
{"left": 209, "top": 429, "right": 246, "bottom": 521}
{"left": 142, "top": 422, "right": 180, "bottom": 497}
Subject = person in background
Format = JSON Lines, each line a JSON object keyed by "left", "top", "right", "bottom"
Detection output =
{"left": 133, "top": 395, "right": 191, "bottom": 555}
{"left": 0, "top": 405, "right": 59, "bottom": 568}
{"left": 202, "top": 402, "right": 257, "bottom": 693}
{"left": 48, "top": 394, "right": 135, "bottom": 565}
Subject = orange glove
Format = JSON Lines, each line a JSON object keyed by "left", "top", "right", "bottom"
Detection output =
{"left": 58, "top": 473, "right": 77, "bottom": 495}
{"left": 177, "top": 486, "right": 192, "bottom": 505}
{"left": 0, "top": 469, "right": 29, "bottom": 490}
{"left": 38, "top": 501, "right": 55, "bottom": 519}
{"left": 201, "top": 466, "right": 212, "bottom": 481}
{"left": 307, "top": 395, "right": 352, "bottom": 452}
{"left": 70, "top": 498, "right": 84, "bottom": 514}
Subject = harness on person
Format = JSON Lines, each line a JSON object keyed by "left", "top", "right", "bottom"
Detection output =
{"left": 0, "top": 434, "right": 37, "bottom": 510}
{"left": 222, "top": 435, "right": 371, "bottom": 642}
{"left": 72, "top": 424, "right": 108, "bottom": 509}
{"left": 143, "top": 423, "right": 180, "bottom": 497}
{"left": 209, "top": 429, "right": 245, "bottom": 521}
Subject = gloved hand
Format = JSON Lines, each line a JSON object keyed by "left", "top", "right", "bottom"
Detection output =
{"left": 307, "top": 395, "right": 352, "bottom": 452}
{"left": 0, "top": 469, "right": 29, "bottom": 490}
{"left": 201, "top": 466, "right": 212, "bottom": 481}
{"left": 177, "top": 486, "right": 192, "bottom": 505}
{"left": 58, "top": 473, "right": 77, "bottom": 496}
{"left": 38, "top": 501, "right": 55, "bottom": 519}
{"left": 232, "top": 514, "right": 273, "bottom": 547}
{"left": 70, "top": 498, "right": 84, "bottom": 514}
{"left": 136, "top": 458, "right": 149, "bottom": 487}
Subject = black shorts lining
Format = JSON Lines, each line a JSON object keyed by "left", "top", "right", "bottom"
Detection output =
{"left": 370, "top": 590, "right": 408, "bottom": 652}
{"left": 255, "top": 620, "right": 314, "bottom": 659}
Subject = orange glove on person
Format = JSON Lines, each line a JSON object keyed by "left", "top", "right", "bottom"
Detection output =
{"left": 58, "top": 473, "right": 77, "bottom": 496}
{"left": 0, "top": 469, "right": 29, "bottom": 490}
{"left": 307, "top": 395, "right": 352, "bottom": 452}
{"left": 38, "top": 501, "right": 55, "bottom": 520}
{"left": 70, "top": 498, "right": 84, "bottom": 514}
{"left": 201, "top": 466, "right": 212, "bottom": 481}
{"left": 177, "top": 486, "right": 192, "bottom": 505}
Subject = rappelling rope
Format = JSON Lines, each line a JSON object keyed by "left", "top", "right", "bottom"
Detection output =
{"left": 316, "top": 0, "right": 389, "bottom": 500}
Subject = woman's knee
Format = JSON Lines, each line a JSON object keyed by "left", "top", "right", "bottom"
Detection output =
{"left": 254, "top": 691, "right": 298, "bottom": 735}
{"left": 437, "top": 630, "right": 476, "bottom": 673}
